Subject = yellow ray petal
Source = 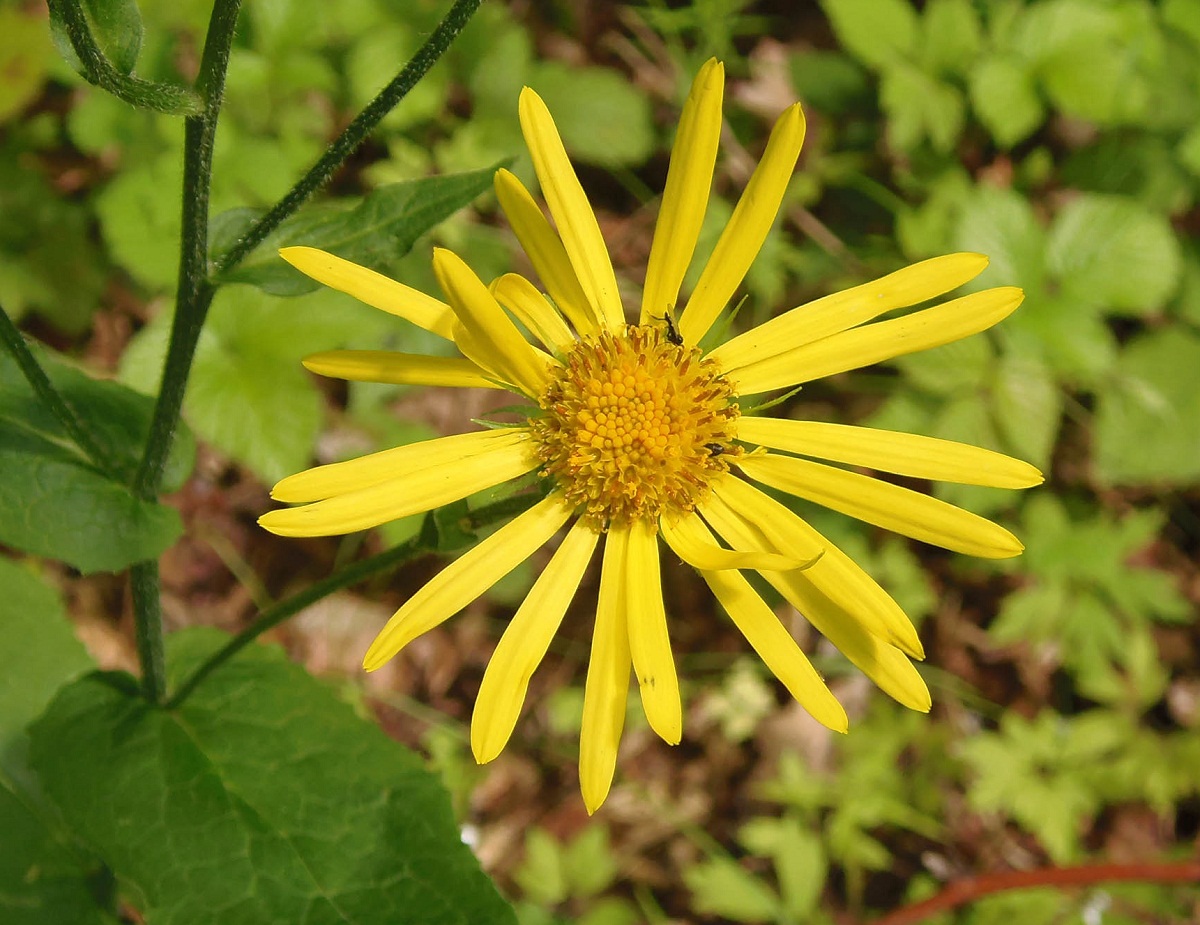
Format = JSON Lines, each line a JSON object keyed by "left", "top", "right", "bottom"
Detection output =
{"left": 471, "top": 519, "right": 598, "bottom": 763}
{"left": 580, "top": 525, "right": 632, "bottom": 814}
{"left": 705, "top": 475, "right": 824, "bottom": 565}
{"left": 700, "top": 562, "right": 847, "bottom": 733}
{"left": 494, "top": 169, "right": 597, "bottom": 334}
{"left": 279, "top": 246, "right": 456, "bottom": 340}
{"left": 773, "top": 571, "right": 930, "bottom": 712}
{"left": 432, "top": 248, "right": 555, "bottom": 396}
{"left": 625, "top": 518, "right": 681, "bottom": 745}
{"left": 728, "top": 287, "right": 1024, "bottom": 395}
{"left": 640, "top": 58, "right": 724, "bottom": 325}
{"left": 519, "top": 87, "right": 625, "bottom": 331}
{"left": 701, "top": 504, "right": 929, "bottom": 710}
{"left": 260, "top": 438, "right": 538, "bottom": 536}
{"left": 677, "top": 103, "right": 806, "bottom": 345}
{"left": 703, "top": 478, "right": 923, "bottom": 657}
{"left": 659, "top": 510, "right": 815, "bottom": 571}
{"left": 710, "top": 253, "right": 989, "bottom": 372}
{"left": 738, "top": 453, "right": 1024, "bottom": 559}
{"left": 302, "top": 350, "right": 502, "bottom": 390}
{"left": 736, "top": 417, "right": 1043, "bottom": 488}
{"left": 270, "top": 428, "right": 530, "bottom": 503}
{"left": 491, "top": 273, "right": 576, "bottom": 352}
{"left": 362, "top": 493, "right": 572, "bottom": 671}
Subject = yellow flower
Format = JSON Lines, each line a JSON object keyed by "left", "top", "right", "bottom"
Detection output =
{"left": 259, "top": 59, "right": 1041, "bottom": 813}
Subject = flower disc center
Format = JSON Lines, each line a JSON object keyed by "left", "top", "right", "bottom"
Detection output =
{"left": 531, "top": 324, "right": 740, "bottom": 527}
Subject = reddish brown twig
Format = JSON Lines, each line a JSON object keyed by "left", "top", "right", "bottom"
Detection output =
{"left": 874, "top": 860, "right": 1200, "bottom": 925}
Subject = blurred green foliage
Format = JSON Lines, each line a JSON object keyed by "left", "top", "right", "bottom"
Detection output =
{"left": 2, "top": 0, "right": 1198, "bottom": 921}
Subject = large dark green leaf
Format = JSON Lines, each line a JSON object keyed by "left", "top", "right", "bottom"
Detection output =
{"left": 0, "top": 345, "right": 195, "bottom": 491}
{"left": 29, "top": 629, "right": 517, "bottom": 925}
{"left": 0, "top": 347, "right": 191, "bottom": 572}
{"left": 0, "top": 558, "right": 94, "bottom": 776}
{"left": 0, "top": 786, "right": 116, "bottom": 925}
{"left": 0, "top": 559, "right": 110, "bottom": 925}
{"left": 0, "top": 450, "right": 180, "bottom": 573}
{"left": 212, "top": 164, "right": 500, "bottom": 296}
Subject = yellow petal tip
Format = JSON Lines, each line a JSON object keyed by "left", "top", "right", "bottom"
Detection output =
{"left": 278, "top": 245, "right": 317, "bottom": 265}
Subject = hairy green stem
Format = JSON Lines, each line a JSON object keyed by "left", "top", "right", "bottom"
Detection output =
{"left": 46, "top": 0, "right": 202, "bottom": 115}
{"left": 133, "top": 0, "right": 241, "bottom": 500}
{"left": 166, "top": 491, "right": 542, "bottom": 708}
{"left": 213, "top": 0, "right": 484, "bottom": 275}
{"left": 128, "top": 0, "right": 242, "bottom": 704}
{"left": 130, "top": 562, "right": 167, "bottom": 702}
{"left": 0, "top": 302, "right": 125, "bottom": 480}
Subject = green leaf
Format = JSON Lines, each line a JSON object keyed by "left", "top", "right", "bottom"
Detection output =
{"left": 0, "top": 146, "right": 108, "bottom": 333}
{"left": 0, "top": 784, "right": 117, "bottom": 925}
{"left": 1002, "top": 296, "right": 1118, "bottom": 387}
{"left": 774, "top": 823, "right": 826, "bottom": 919}
{"left": 1094, "top": 327, "right": 1200, "bottom": 484}
{"left": 0, "top": 560, "right": 107, "bottom": 924}
{"left": 0, "top": 8, "right": 52, "bottom": 123}
{"left": 29, "top": 629, "right": 516, "bottom": 925}
{"left": 921, "top": 0, "right": 982, "bottom": 76}
{"left": 879, "top": 64, "right": 965, "bottom": 154}
{"left": 562, "top": 826, "right": 619, "bottom": 899}
{"left": 0, "top": 558, "right": 93, "bottom": 773}
{"left": 895, "top": 333, "right": 992, "bottom": 395}
{"left": 0, "top": 450, "right": 181, "bottom": 573}
{"left": 83, "top": 0, "right": 143, "bottom": 75}
{"left": 0, "top": 338, "right": 188, "bottom": 573}
{"left": 954, "top": 185, "right": 1046, "bottom": 294}
{"left": 1047, "top": 195, "right": 1181, "bottom": 315}
{"left": 527, "top": 63, "right": 655, "bottom": 168}
{"left": 213, "top": 164, "right": 500, "bottom": 295}
{"left": 991, "top": 352, "right": 1061, "bottom": 471}
{"left": 819, "top": 0, "right": 918, "bottom": 69}
{"left": 121, "top": 285, "right": 379, "bottom": 483}
{"left": 968, "top": 56, "right": 1044, "bottom": 148}
{"left": 960, "top": 711, "right": 1103, "bottom": 861}
{"left": 683, "top": 857, "right": 781, "bottom": 923}
{"left": 789, "top": 50, "right": 870, "bottom": 114}
{"left": 738, "top": 818, "right": 827, "bottom": 919}
{"left": 1062, "top": 134, "right": 1193, "bottom": 215}
{"left": 1164, "top": 0, "right": 1200, "bottom": 47}
{"left": 1015, "top": 0, "right": 1129, "bottom": 124}
{"left": 0, "top": 344, "right": 195, "bottom": 492}
{"left": 514, "top": 829, "right": 568, "bottom": 906}
{"left": 95, "top": 154, "right": 183, "bottom": 290}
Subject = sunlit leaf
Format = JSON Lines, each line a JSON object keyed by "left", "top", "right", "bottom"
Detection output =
{"left": 29, "top": 629, "right": 516, "bottom": 925}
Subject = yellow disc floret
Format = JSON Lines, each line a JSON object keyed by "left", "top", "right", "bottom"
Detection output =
{"left": 530, "top": 324, "right": 740, "bottom": 527}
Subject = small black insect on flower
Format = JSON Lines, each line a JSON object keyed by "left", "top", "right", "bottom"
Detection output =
{"left": 660, "top": 306, "right": 683, "bottom": 346}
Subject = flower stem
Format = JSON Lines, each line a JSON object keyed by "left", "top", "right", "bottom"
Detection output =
{"left": 164, "top": 534, "right": 425, "bottom": 710}
{"left": 45, "top": 0, "right": 203, "bottom": 115}
{"left": 212, "top": 0, "right": 484, "bottom": 275}
{"left": 132, "top": 0, "right": 241, "bottom": 501}
{"left": 165, "top": 491, "right": 542, "bottom": 709}
{"left": 130, "top": 561, "right": 167, "bottom": 702}
{"left": 0, "top": 301, "right": 125, "bottom": 480}
{"left": 127, "top": 0, "right": 242, "bottom": 704}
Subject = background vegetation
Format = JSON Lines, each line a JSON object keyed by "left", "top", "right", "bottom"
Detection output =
{"left": 2, "top": 0, "right": 1198, "bottom": 922}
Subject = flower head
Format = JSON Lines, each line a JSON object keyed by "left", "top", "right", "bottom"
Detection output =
{"left": 260, "top": 59, "right": 1041, "bottom": 813}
